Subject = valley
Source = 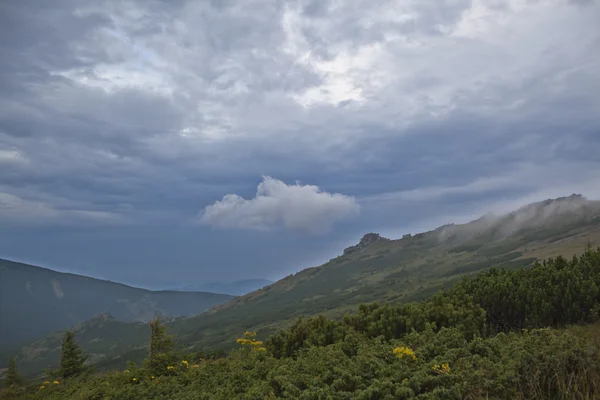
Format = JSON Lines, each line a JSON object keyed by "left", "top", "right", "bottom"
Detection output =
{"left": 3, "top": 195, "right": 599, "bottom": 378}
{"left": 0, "top": 260, "right": 233, "bottom": 349}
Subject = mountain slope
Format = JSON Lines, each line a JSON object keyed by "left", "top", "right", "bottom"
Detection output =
{"left": 6, "top": 195, "right": 600, "bottom": 376}
{"left": 0, "top": 260, "right": 233, "bottom": 348}
{"left": 171, "top": 279, "right": 274, "bottom": 296}
{"left": 173, "top": 195, "right": 600, "bottom": 340}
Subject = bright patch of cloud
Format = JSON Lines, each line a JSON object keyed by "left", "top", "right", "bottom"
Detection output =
{"left": 199, "top": 176, "right": 359, "bottom": 234}
{"left": 0, "top": 149, "right": 28, "bottom": 165}
{"left": 0, "top": 192, "right": 122, "bottom": 225}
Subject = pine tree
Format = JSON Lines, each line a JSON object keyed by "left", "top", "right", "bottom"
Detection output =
{"left": 59, "top": 330, "right": 88, "bottom": 378}
{"left": 145, "top": 317, "right": 175, "bottom": 374}
{"left": 4, "top": 357, "right": 23, "bottom": 387}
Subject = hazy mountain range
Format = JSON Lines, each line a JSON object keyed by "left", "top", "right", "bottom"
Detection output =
{"left": 0, "top": 260, "right": 233, "bottom": 348}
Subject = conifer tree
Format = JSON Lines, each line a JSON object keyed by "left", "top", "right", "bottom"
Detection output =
{"left": 145, "top": 317, "right": 175, "bottom": 374}
{"left": 59, "top": 331, "right": 88, "bottom": 378}
{"left": 4, "top": 357, "right": 23, "bottom": 387}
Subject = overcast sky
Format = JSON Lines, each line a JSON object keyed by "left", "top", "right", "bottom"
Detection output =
{"left": 1, "top": 0, "right": 599, "bottom": 289}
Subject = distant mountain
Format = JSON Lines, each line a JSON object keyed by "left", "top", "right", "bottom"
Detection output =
{"left": 0, "top": 259, "right": 233, "bottom": 348}
{"left": 174, "top": 279, "right": 274, "bottom": 296}
{"left": 0, "top": 313, "right": 150, "bottom": 377}
{"left": 5, "top": 195, "right": 600, "bottom": 377}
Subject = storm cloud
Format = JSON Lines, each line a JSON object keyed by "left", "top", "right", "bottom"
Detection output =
{"left": 0, "top": 0, "right": 598, "bottom": 286}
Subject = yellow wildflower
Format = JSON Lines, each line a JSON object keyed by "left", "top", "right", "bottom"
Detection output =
{"left": 167, "top": 365, "right": 174, "bottom": 370}
{"left": 43, "top": 381, "right": 50, "bottom": 385}
{"left": 151, "top": 376, "right": 155, "bottom": 379}
{"left": 181, "top": 360, "right": 189, "bottom": 366}
{"left": 192, "top": 364, "right": 199, "bottom": 368}
{"left": 132, "top": 377, "right": 137, "bottom": 381}
{"left": 432, "top": 363, "right": 451, "bottom": 374}
{"left": 53, "top": 380, "right": 60, "bottom": 385}
{"left": 39, "top": 385, "right": 45, "bottom": 390}
{"left": 393, "top": 346, "right": 417, "bottom": 361}
{"left": 237, "top": 332, "right": 267, "bottom": 350}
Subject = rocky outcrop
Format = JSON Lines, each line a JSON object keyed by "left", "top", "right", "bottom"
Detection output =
{"left": 343, "top": 233, "right": 390, "bottom": 255}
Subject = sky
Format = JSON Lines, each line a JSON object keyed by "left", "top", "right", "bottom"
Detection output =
{"left": 1, "top": 0, "right": 599, "bottom": 289}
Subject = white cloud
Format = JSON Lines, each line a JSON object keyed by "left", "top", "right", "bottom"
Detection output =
{"left": 199, "top": 176, "right": 359, "bottom": 234}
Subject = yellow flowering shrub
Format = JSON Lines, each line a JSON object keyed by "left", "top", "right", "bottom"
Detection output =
{"left": 393, "top": 346, "right": 417, "bottom": 361}
{"left": 432, "top": 363, "right": 451, "bottom": 374}
{"left": 237, "top": 331, "right": 267, "bottom": 351}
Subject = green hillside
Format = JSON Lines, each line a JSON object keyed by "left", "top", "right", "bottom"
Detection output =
{"left": 171, "top": 195, "right": 600, "bottom": 347}
{"left": 2, "top": 246, "right": 600, "bottom": 399}
{"left": 0, "top": 260, "right": 233, "bottom": 349}
{"left": 4, "top": 195, "right": 600, "bottom": 377}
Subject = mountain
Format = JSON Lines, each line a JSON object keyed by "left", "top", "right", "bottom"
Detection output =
{"left": 0, "top": 313, "right": 150, "bottom": 377}
{"left": 5, "top": 195, "right": 600, "bottom": 376}
{"left": 176, "top": 194, "right": 600, "bottom": 345}
{"left": 174, "top": 279, "right": 274, "bottom": 296}
{"left": 0, "top": 259, "right": 233, "bottom": 348}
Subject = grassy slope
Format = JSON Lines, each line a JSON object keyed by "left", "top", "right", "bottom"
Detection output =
{"left": 6, "top": 196, "right": 600, "bottom": 376}
{"left": 174, "top": 220, "right": 600, "bottom": 349}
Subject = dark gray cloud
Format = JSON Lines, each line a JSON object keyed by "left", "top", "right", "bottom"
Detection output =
{"left": 0, "top": 0, "right": 599, "bottom": 285}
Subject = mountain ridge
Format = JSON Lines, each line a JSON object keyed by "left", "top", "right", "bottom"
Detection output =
{"left": 0, "top": 259, "right": 234, "bottom": 349}
{"left": 4, "top": 194, "right": 600, "bottom": 376}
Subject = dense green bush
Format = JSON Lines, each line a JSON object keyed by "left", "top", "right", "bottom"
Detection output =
{"left": 266, "top": 291, "right": 487, "bottom": 359}
{"left": 267, "top": 247, "right": 600, "bottom": 358}
{"left": 451, "top": 246, "right": 600, "bottom": 332}
{"left": 4, "top": 324, "right": 598, "bottom": 399}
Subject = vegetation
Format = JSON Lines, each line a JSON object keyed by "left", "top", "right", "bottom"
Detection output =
{"left": 57, "top": 331, "right": 88, "bottom": 379}
{"left": 1, "top": 247, "right": 599, "bottom": 399}
{"left": 144, "top": 318, "right": 177, "bottom": 376}
{"left": 3, "top": 358, "right": 22, "bottom": 388}
{"left": 451, "top": 249, "right": 600, "bottom": 333}
{"left": 4, "top": 197, "right": 600, "bottom": 377}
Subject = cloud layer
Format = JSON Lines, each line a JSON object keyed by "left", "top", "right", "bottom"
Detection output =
{"left": 0, "top": 0, "right": 599, "bottom": 284}
{"left": 200, "top": 176, "right": 359, "bottom": 234}
{"left": 1, "top": 0, "right": 598, "bottom": 230}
